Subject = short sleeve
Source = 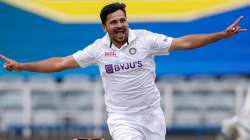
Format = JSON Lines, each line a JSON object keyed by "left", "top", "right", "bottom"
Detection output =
{"left": 145, "top": 30, "right": 173, "bottom": 56}
{"left": 73, "top": 41, "right": 98, "bottom": 68}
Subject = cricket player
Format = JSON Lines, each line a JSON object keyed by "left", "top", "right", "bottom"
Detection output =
{"left": 0, "top": 2, "right": 247, "bottom": 140}
{"left": 222, "top": 91, "right": 250, "bottom": 140}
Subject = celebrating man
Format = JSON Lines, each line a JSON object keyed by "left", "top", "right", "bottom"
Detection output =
{"left": 0, "top": 2, "right": 247, "bottom": 140}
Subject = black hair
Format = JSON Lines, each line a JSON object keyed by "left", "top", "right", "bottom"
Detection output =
{"left": 100, "top": 2, "right": 126, "bottom": 25}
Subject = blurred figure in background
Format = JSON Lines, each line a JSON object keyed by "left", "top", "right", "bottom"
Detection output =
{"left": 222, "top": 92, "right": 250, "bottom": 140}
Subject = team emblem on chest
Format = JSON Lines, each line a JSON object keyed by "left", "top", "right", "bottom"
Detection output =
{"left": 129, "top": 47, "right": 137, "bottom": 55}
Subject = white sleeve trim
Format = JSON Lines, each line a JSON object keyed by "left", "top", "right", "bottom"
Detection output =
{"left": 153, "top": 36, "right": 173, "bottom": 56}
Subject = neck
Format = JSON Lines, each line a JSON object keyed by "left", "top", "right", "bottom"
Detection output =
{"left": 113, "top": 42, "right": 124, "bottom": 49}
{"left": 112, "top": 39, "right": 127, "bottom": 49}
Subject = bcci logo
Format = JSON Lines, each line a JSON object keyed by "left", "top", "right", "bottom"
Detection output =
{"left": 129, "top": 48, "right": 137, "bottom": 55}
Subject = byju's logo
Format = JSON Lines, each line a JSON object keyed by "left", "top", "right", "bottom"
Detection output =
{"left": 105, "top": 61, "right": 143, "bottom": 74}
{"left": 105, "top": 64, "right": 114, "bottom": 74}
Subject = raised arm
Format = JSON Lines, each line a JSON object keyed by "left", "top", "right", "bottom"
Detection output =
{"left": 170, "top": 16, "right": 247, "bottom": 51}
{"left": 0, "top": 55, "right": 80, "bottom": 72}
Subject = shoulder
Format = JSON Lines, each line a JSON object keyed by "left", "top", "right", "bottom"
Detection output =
{"left": 85, "top": 38, "right": 106, "bottom": 52}
{"left": 90, "top": 39, "right": 103, "bottom": 47}
{"left": 131, "top": 29, "right": 160, "bottom": 44}
{"left": 80, "top": 39, "right": 103, "bottom": 57}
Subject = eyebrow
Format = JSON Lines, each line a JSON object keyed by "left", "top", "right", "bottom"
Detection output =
{"left": 108, "top": 17, "right": 126, "bottom": 23}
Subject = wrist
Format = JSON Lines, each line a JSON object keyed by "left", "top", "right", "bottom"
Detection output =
{"left": 17, "top": 63, "right": 23, "bottom": 71}
{"left": 219, "top": 31, "right": 228, "bottom": 39}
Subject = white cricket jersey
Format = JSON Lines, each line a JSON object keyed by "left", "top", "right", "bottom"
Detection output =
{"left": 73, "top": 29, "right": 173, "bottom": 113}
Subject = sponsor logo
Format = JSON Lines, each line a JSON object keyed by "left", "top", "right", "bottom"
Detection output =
{"left": 105, "top": 51, "right": 116, "bottom": 57}
{"left": 105, "top": 64, "right": 114, "bottom": 74}
{"left": 105, "top": 60, "right": 143, "bottom": 74}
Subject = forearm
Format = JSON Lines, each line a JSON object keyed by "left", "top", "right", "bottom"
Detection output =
{"left": 180, "top": 31, "right": 227, "bottom": 50}
{"left": 171, "top": 16, "right": 246, "bottom": 51}
{"left": 19, "top": 57, "right": 65, "bottom": 72}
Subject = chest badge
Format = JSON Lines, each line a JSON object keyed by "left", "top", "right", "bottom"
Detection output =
{"left": 129, "top": 48, "right": 137, "bottom": 55}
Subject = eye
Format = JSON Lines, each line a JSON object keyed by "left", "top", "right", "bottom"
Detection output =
{"left": 120, "top": 18, "right": 126, "bottom": 23}
{"left": 109, "top": 20, "right": 117, "bottom": 25}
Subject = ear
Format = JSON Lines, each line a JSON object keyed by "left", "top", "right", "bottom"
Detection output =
{"left": 102, "top": 24, "right": 107, "bottom": 32}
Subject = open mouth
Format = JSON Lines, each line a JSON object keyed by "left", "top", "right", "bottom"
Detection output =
{"left": 114, "top": 29, "right": 126, "bottom": 39}
{"left": 114, "top": 29, "right": 125, "bottom": 34}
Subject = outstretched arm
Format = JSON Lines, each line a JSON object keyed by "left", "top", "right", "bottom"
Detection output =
{"left": 0, "top": 55, "right": 80, "bottom": 72}
{"left": 170, "top": 16, "right": 247, "bottom": 51}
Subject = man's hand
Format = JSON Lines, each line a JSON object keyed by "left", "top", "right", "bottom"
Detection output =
{"left": 0, "top": 55, "right": 21, "bottom": 71}
{"left": 224, "top": 16, "right": 247, "bottom": 38}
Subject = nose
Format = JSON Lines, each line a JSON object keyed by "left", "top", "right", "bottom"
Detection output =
{"left": 116, "top": 21, "right": 123, "bottom": 27}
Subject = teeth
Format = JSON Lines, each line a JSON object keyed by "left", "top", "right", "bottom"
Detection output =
{"left": 115, "top": 29, "right": 125, "bottom": 33}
